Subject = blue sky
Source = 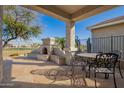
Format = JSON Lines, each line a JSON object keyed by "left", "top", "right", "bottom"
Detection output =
{"left": 11, "top": 6, "right": 124, "bottom": 45}
{"left": 37, "top": 6, "right": 124, "bottom": 39}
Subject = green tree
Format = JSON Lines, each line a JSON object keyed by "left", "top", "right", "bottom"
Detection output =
{"left": 55, "top": 37, "right": 65, "bottom": 50}
{"left": 2, "top": 6, "right": 42, "bottom": 47}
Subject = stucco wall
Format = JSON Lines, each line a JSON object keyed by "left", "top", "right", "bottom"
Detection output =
{"left": 53, "top": 48, "right": 65, "bottom": 57}
{"left": 92, "top": 23, "right": 124, "bottom": 38}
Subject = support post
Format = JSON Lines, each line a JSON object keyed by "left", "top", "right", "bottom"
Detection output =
{"left": 87, "top": 38, "right": 91, "bottom": 53}
{"left": 65, "top": 21, "right": 76, "bottom": 51}
{"left": 111, "top": 36, "right": 113, "bottom": 52}
{"left": 65, "top": 21, "right": 76, "bottom": 65}
{"left": 0, "top": 5, "right": 3, "bottom": 83}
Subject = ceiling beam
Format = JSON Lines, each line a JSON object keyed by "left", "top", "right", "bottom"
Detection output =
{"left": 23, "top": 5, "right": 71, "bottom": 22}
{"left": 23, "top": 5, "right": 119, "bottom": 22}
{"left": 71, "top": 5, "right": 118, "bottom": 22}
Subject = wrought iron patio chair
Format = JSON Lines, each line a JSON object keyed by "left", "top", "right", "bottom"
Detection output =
{"left": 65, "top": 51, "right": 86, "bottom": 87}
{"left": 87, "top": 52, "right": 103, "bottom": 78}
{"left": 110, "top": 50, "right": 123, "bottom": 78}
{"left": 65, "top": 50, "right": 77, "bottom": 86}
{"left": 93, "top": 53, "right": 119, "bottom": 88}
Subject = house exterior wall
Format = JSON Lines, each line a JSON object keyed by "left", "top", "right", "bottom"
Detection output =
{"left": 91, "top": 23, "right": 124, "bottom": 53}
{"left": 91, "top": 23, "right": 124, "bottom": 38}
{"left": 91, "top": 23, "right": 124, "bottom": 66}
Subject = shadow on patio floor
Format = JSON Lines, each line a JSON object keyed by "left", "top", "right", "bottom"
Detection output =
{"left": 12, "top": 61, "right": 57, "bottom": 66}
{"left": 2, "top": 57, "right": 124, "bottom": 88}
{"left": 0, "top": 81, "right": 72, "bottom": 88}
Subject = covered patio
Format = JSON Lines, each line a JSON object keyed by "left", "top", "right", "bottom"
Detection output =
{"left": 0, "top": 5, "right": 124, "bottom": 87}
{"left": 0, "top": 57, "right": 124, "bottom": 88}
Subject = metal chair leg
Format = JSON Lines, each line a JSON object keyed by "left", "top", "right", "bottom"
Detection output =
{"left": 88, "top": 65, "right": 91, "bottom": 78}
{"left": 105, "top": 73, "right": 109, "bottom": 79}
{"left": 85, "top": 65, "right": 91, "bottom": 78}
{"left": 107, "top": 74, "right": 109, "bottom": 79}
{"left": 82, "top": 65, "right": 85, "bottom": 71}
{"left": 94, "top": 72, "right": 97, "bottom": 88}
{"left": 118, "top": 62, "right": 123, "bottom": 78}
{"left": 70, "top": 78, "right": 74, "bottom": 87}
{"left": 85, "top": 66, "right": 88, "bottom": 77}
{"left": 70, "top": 67, "right": 75, "bottom": 87}
{"left": 113, "top": 73, "right": 117, "bottom": 88}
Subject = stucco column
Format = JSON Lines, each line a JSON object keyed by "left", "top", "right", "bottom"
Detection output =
{"left": 0, "top": 5, "right": 3, "bottom": 82}
{"left": 66, "top": 21, "right": 76, "bottom": 51}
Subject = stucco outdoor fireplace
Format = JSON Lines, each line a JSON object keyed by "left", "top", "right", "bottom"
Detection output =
{"left": 37, "top": 38, "right": 56, "bottom": 61}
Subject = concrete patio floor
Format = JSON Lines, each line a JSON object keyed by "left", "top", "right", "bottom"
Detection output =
{"left": 1, "top": 57, "right": 124, "bottom": 88}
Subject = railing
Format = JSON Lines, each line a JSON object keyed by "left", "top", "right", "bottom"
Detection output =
{"left": 78, "top": 39, "right": 88, "bottom": 52}
{"left": 79, "top": 35, "right": 124, "bottom": 60}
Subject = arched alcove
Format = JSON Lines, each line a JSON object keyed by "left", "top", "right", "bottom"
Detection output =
{"left": 42, "top": 47, "right": 48, "bottom": 54}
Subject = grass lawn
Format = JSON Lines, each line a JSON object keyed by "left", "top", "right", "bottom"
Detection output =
{"left": 3, "top": 48, "right": 35, "bottom": 59}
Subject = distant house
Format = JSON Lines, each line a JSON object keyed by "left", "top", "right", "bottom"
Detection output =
{"left": 88, "top": 16, "right": 124, "bottom": 59}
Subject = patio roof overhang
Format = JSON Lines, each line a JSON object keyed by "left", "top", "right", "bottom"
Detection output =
{"left": 24, "top": 5, "right": 118, "bottom": 22}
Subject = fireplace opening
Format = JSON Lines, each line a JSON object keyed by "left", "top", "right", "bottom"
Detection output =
{"left": 42, "top": 47, "right": 48, "bottom": 54}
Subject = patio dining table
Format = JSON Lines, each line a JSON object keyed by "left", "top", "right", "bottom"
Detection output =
{"left": 76, "top": 53, "right": 98, "bottom": 63}
{"left": 76, "top": 53, "right": 97, "bottom": 59}
{"left": 76, "top": 53, "right": 98, "bottom": 77}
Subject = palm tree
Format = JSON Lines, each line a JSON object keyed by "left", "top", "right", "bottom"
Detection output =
{"left": 55, "top": 37, "right": 65, "bottom": 50}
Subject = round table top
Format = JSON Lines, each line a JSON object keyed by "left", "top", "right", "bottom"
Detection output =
{"left": 76, "top": 53, "right": 97, "bottom": 58}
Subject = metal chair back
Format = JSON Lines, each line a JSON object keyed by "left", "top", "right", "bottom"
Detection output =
{"left": 95, "top": 53, "right": 119, "bottom": 69}
{"left": 110, "top": 50, "right": 122, "bottom": 59}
